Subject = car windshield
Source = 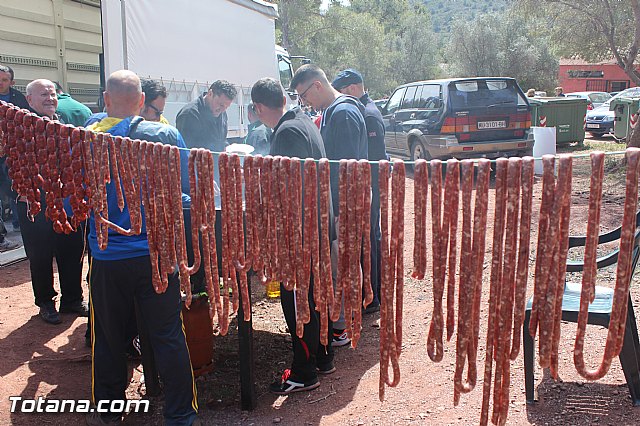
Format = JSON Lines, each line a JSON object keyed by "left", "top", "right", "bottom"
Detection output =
{"left": 449, "top": 79, "right": 526, "bottom": 109}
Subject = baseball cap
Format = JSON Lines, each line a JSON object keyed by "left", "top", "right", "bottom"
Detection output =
{"left": 332, "top": 69, "right": 363, "bottom": 90}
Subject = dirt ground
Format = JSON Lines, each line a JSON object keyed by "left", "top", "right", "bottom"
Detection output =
{"left": 2, "top": 140, "right": 640, "bottom": 425}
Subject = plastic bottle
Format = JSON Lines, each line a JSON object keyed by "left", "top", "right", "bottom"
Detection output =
{"left": 266, "top": 281, "right": 281, "bottom": 298}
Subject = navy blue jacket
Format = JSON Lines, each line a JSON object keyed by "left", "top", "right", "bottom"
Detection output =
{"left": 320, "top": 95, "right": 367, "bottom": 216}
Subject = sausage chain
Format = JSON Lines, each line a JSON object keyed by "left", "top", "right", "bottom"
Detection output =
{"left": 574, "top": 149, "right": 640, "bottom": 379}
{"left": 480, "top": 158, "right": 507, "bottom": 426}
{"left": 444, "top": 159, "right": 460, "bottom": 342}
{"left": 318, "top": 159, "right": 333, "bottom": 346}
{"left": 427, "top": 159, "right": 445, "bottom": 362}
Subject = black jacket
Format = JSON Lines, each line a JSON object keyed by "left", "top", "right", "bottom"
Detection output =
{"left": 4, "top": 87, "right": 30, "bottom": 110}
{"left": 270, "top": 107, "right": 326, "bottom": 159}
{"left": 175, "top": 94, "right": 228, "bottom": 153}
{"left": 270, "top": 106, "right": 334, "bottom": 239}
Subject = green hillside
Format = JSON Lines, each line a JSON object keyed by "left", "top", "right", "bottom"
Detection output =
{"left": 423, "top": 0, "right": 510, "bottom": 32}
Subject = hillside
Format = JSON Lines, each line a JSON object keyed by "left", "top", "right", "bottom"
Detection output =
{"left": 423, "top": 0, "right": 510, "bottom": 32}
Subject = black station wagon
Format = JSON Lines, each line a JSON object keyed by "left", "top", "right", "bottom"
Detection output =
{"left": 381, "top": 77, "right": 534, "bottom": 161}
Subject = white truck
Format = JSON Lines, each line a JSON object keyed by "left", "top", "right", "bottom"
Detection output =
{"left": 101, "top": 0, "right": 294, "bottom": 138}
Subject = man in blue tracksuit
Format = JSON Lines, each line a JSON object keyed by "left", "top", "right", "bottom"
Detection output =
{"left": 290, "top": 64, "right": 368, "bottom": 348}
{"left": 332, "top": 69, "right": 388, "bottom": 313}
{"left": 85, "top": 70, "right": 197, "bottom": 426}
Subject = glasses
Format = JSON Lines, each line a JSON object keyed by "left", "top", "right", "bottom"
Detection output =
{"left": 147, "top": 103, "right": 163, "bottom": 118}
{"left": 297, "top": 82, "right": 315, "bottom": 102}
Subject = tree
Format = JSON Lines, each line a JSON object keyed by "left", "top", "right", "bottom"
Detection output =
{"left": 444, "top": 12, "right": 558, "bottom": 92}
{"left": 274, "top": 0, "right": 323, "bottom": 53}
{"left": 518, "top": 0, "right": 640, "bottom": 85}
{"left": 304, "top": 5, "right": 391, "bottom": 97}
{"left": 390, "top": 9, "right": 440, "bottom": 85}
{"left": 274, "top": 0, "right": 441, "bottom": 97}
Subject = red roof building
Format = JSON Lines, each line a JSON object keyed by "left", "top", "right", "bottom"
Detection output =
{"left": 558, "top": 58, "right": 637, "bottom": 93}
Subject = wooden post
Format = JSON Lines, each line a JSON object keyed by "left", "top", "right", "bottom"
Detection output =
{"left": 237, "top": 273, "right": 256, "bottom": 410}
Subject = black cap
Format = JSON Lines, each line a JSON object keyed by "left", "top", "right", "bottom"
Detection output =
{"left": 332, "top": 69, "right": 363, "bottom": 90}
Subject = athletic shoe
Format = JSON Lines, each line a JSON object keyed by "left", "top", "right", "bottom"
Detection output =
{"left": 0, "top": 238, "right": 21, "bottom": 252}
{"left": 317, "top": 362, "right": 337, "bottom": 375}
{"left": 39, "top": 301, "right": 61, "bottom": 325}
{"left": 60, "top": 301, "right": 89, "bottom": 317}
{"left": 331, "top": 330, "right": 351, "bottom": 347}
{"left": 269, "top": 369, "right": 320, "bottom": 395}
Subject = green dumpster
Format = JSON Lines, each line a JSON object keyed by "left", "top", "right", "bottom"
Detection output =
{"left": 611, "top": 96, "right": 640, "bottom": 141}
{"left": 528, "top": 97, "right": 588, "bottom": 146}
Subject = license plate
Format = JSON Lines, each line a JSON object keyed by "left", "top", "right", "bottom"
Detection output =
{"left": 586, "top": 123, "right": 600, "bottom": 129}
{"left": 477, "top": 120, "right": 507, "bottom": 130}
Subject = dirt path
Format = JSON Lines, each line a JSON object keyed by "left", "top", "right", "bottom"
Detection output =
{"left": 2, "top": 150, "right": 640, "bottom": 425}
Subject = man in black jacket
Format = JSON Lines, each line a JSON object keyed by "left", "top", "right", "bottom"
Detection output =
{"left": 22, "top": 79, "right": 87, "bottom": 325}
{"left": 0, "top": 65, "right": 29, "bottom": 109}
{"left": 332, "top": 69, "right": 387, "bottom": 313}
{"left": 251, "top": 77, "right": 335, "bottom": 395}
{"left": 0, "top": 65, "right": 29, "bottom": 232}
{"left": 176, "top": 80, "right": 236, "bottom": 154}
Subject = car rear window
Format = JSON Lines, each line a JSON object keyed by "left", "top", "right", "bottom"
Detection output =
{"left": 588, "top": 93, "right": 611, "bottom": 103}
{"left": 449, "top": 80, "right": 526, "bottom": 109}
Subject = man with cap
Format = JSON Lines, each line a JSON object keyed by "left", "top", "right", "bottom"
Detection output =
{"left": 290, "top": 64, "right": 368, "bottom": 347}
{"left": 332, "top": 69, "right": 387, "bottom": 313}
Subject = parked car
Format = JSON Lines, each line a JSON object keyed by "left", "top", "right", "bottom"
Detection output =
{"left": 586, "top": 87, "right": 640, "bottom": 137}
{"left": 381, "top": 77, "right": 533, "bottom": 161}
{"left": 565, "top": 91, "right": 612, "bottom": 110}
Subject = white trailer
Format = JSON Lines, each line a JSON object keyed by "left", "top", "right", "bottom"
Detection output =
{"left": 101, "top": 0, "right": 293, "bottom": 138}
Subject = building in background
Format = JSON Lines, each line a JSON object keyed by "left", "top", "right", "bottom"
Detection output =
{"left": 0, "top": 0, "right": 102, "bottom": 110}
{"left": 558, "top": 58, "right": 638, "bottom": 94}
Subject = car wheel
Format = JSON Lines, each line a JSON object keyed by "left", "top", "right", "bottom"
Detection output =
{"left": 411, "top": 139, "right": 430, "bottom": 162}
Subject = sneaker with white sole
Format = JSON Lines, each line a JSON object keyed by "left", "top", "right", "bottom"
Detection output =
{"left": 331, "top": 330, "right": 351, "bottom": 347}
{"left": 0, "top": 238, "right": 21, "bottom": 252}
{"left": 317, "top": 362, "right": 337, "bottom": 375}
{"left": 269, "top": 369, "right": 320, "bottom": 395}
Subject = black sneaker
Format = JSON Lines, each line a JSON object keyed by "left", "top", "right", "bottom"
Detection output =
{"left": 60, "top": 301, "right": 89, "bottom": 317}
{"left": 317, "top": 362, "right": 337, "bottom": 375}
{"left": 363, "top": 301, "right": 380, "bottom": 314}
{"left": 39, "top": 301, "right": 61, "bottom": 325}
{"left": 269, "top": 369, "right": 320, "bottom": 395}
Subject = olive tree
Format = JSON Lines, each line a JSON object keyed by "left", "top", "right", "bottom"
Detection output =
{"left": 444, "top": 12, "right": 558, "bottom": 92}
